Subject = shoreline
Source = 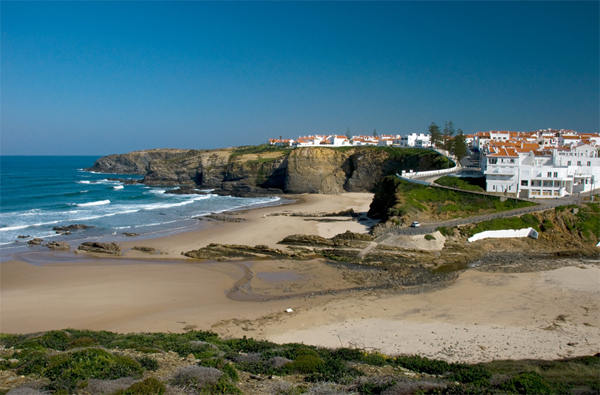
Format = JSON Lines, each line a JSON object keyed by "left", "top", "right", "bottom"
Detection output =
{"left": 1, "top": 192, "right": 599, "bottom": 364}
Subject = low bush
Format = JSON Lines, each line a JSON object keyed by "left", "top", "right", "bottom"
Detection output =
{"left": 392, "top": 355, "right": 451, "bottom": 375}
{"left": 113, "top": 377, "right": 166, "bottom": 395}
{"left": 171, "top": 365, "right": 223, "bottom": 389}
{"left": 424, "top": 234, "right": 436, "bottom": 241}
{"left": 44, "top": 348, "right": 142, "bottom": 392}
{"left": 288, "top": 355, "right": 325, "bottom": 374}
{"left": 499, "top": 371, "right": 566, "bottom": 394}
{"left": 136, "top": 356, "right": 159, "bottom": 371}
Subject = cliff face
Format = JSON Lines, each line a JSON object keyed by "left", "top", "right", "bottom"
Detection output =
{"left": 87, "top": 146, "right": 446, "bottom": 194}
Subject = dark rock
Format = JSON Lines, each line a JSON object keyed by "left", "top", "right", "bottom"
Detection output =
{"left": 17, "top": 235, "right": 30, "bottom": 239}
{"left": 164, "top": 187, "right": 209, "bottom": 195}
{"left": 44, "top": 241, "right": 70, "bottom": 250}
{"left": 196, "top": 214, "right": 245, "bottom": 223}
{"left": 106, "top": 178, "right": 141, "bottom": 185}
{"left": 132, "top": 246, "right": 156, "bottom": 254}
{"left": 28, "top": 238, "right": 43, "bottom": 245}
{"left": 183, "top": 243, "right": 300, "bottom": 260}
{"left": 53, "top": 224, "right": 94, "bottom": 231}
{"left": 212, "top": 183, "right": 283, "bottom": 197}
{"left": 123, "top": 232, "right": 140, "bottom": 237}
{"left": 279, "top": 234, "right": 334, "bottom": 246}
{"left": 77, "top": 242, "right": 122, "bottom": 256}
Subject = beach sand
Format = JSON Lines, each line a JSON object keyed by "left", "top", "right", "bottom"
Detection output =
{"left": 1, "top": 193, "right": 598, "bottom": 363}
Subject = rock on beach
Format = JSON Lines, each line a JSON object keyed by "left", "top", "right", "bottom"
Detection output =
{"left": 77, "top": 242, "right": 122, "bottom": 256}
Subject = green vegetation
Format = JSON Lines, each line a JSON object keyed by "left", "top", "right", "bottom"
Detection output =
{"left": 229, "top": 144, "right": 291, "bottom": 159}
{"left": 1, "top": 330, "right": 597, "bottom": 394}
{"left": 424, "top": 234, "right": 436, "bottom": 241}
{"left": 434, "top": 175, "right": 486, "bottom": 192}
{"left": 114, "top": 377, "right": 166, "bottom": 395}
{"left": 369, "top": 176, "right": 535, "bottom": 221}
{"left": 465, "top": 214, "right": 541, "bottom": 237}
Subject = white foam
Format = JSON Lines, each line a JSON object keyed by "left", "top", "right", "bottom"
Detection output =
{"left": 77, "top": 200, "right": 110, "bottom": 207}
{"left": 77, "top": 180, "right": 91, "bottom": 184}
{"left": 0, "top": 225, "right": 30, "bottom": 232}
{"left": 113, "top": 185, "right": 124, "bottom": 190}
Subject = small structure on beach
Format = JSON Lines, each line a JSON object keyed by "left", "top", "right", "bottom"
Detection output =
{"left": 468, "top": 227, "right": 539, "bottom": 243}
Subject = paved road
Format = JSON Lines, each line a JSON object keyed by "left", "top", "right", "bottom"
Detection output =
{"left": 375, "top": 187, "right": 600, "bottom": 242}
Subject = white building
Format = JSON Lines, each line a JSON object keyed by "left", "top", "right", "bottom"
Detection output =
{"left": 481, "top": 142, "right": 600, "bottom": 198}
{"left": 395, "top": 133, "right": 431, "bottom": 148}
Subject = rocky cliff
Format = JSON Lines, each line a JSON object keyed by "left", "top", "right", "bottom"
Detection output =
{"left": 87, "top": 146, "right": 448, "bottom": 195}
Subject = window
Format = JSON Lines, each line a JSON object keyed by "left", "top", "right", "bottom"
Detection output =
{"left": 489, "top": 158, "right": 497, "bottom": 164}
{"left": 531, "top": 180, "right": 542, "bottom": 187}
{"left": 577, "top": 161, "right": 582, "bottom": 166}
{"left": 554, "top": 181, "right": 561, "bottom": 187}
{"left": 588, "top": 161, "right": 591, "bottom": 166}
{"left": 568, "top": 161, "right": 571, "bottom": 166}
{"left": 554, "top": 191, "right": 560, "bottom": 196}
{"left": 521, "top": 180, "right": 529, "bottom": 186}
{"left": 547, "top": 172, "right": 552, "bottom": 177}
{"left": 543, "top": 190, "right": 552, "bottom": 196}
{"left": 553, "top": 172, "right": 558, "bottom": 178}
{"left": 531, "top": 190, "right": 541, "bottom": 196}
{"left": 543, "top": 180, "right": 553, "bottom": 187}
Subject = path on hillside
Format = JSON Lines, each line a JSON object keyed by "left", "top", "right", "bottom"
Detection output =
{"left": 373, "top": 188, "right": 599, "bottom": 243}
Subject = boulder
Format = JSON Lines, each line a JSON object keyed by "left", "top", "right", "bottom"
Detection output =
{"left": 77, "top": 242, "right": 122, "bottom": 256}
{"left": 28, "top": 238, "right": 43, "bottom": 245}
{"left": 123, "top": 232, "right": 140, "bottom": 237}
{"left": 17, "top": 235, "right": 30, "bottom": 239}
{"left": 53, "top": 224, "right": 94, "bottom": 232}
{"left": 44, "top": 241, "right": 70, "bottom": 250}
{"left": 132, "top": 246, "right": 156, "bottom": 254}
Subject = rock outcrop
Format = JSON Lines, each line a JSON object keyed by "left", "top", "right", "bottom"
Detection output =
{"left": 132, "top": 246, "right": 156, "bottom": 254}
{"left": 44, "top": 241, "right": 70, "bottom": 250}
{"left": 87, "top": 146, "right": 447, "bottom": 195}
{"left": 77, "top": 242, "right": 122, "bottom": 256}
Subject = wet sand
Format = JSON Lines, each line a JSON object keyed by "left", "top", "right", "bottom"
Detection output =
{"left": 1, "top": 192, "right": 599, "bottom": 363}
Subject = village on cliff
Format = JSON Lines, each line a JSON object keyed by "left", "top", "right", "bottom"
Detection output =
{"left": 269, "top": 128, "right": 600, "bottom": 198}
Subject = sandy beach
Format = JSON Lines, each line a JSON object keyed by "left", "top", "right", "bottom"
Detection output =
{"left": 1, "top": 193, "right": 598, "bottom": 364}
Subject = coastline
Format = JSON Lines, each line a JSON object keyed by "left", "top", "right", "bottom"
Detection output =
{"left": 1, "top": 192, "right": 598, "bottom": 364}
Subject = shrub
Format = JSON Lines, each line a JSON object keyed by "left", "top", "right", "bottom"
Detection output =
{"left": 437, "top": 227, "right": 454, "bottom": 237}
{"left": 424, "top": 234, "right": 436, "bottom": 241}
{"left": 44, "top": 348, "right": 142, "bottom": 392}
{"left": 392, "top": 355, "right": 451, "bottom": 375}
{"left": 289, "top": 355, "right": 325, "bottom": 374}
{"left": 449, "top": 366, "right": 491, "bottom": 385}
{"left": 171, "top": 365, "right": 223, "bottom": 389}
{"left": 136, "top": 356, "right": 159, "bottom": 371}
{"left": 84, "top": 377, "right": 137, "bottom": 395}
{"left": 69, "top": 337, "right": 98, "bottom": 348}
{"left": 35, "top": 331, "right": 72, "bottom": 351}
{"left": 199, "top": 358, "right": 239, "bottom": 382}
{"left": 306, "top": 357, "right": 360, "bottom": 384}
{"left": 113, "top": 377, "right": 166, "bottom": 395}
{"left": 499, "top": 371, "right": 559, "bottom": 394}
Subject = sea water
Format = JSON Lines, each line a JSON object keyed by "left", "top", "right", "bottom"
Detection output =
{"left": 0, "top": 156, "right": 283, "bottom": 256}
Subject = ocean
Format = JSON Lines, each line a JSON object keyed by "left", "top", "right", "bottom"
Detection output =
{"left": 0, "top": 156, "right": 283, "bottom": 256}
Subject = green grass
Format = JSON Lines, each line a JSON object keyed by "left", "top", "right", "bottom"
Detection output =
{"left": 465, "top": 214, "right": 540, "bottom": 237}
{"left": 229, "top": 144, "right": 291, "bottom": 159}
{"left": 435, "top": 175, "right": 486, "bottom": 192}
{"left": 374, "top": 177, "right": 536, "bottom": 221}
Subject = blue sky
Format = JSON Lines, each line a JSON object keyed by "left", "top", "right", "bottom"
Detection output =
{"left": 2, "top": 1, "right": 598, "bottom": 155}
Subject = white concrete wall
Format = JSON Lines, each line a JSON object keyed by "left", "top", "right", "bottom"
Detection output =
{"left": 468, "top": 227, "right": 539, "bottom": 242}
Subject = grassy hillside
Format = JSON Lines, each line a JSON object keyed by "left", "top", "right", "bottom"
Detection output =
{"left": 1, "top": 329, "right": 597, "bottom": 394}
{"left": 368, "top": 176, "right": 535, "bottom": 223}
